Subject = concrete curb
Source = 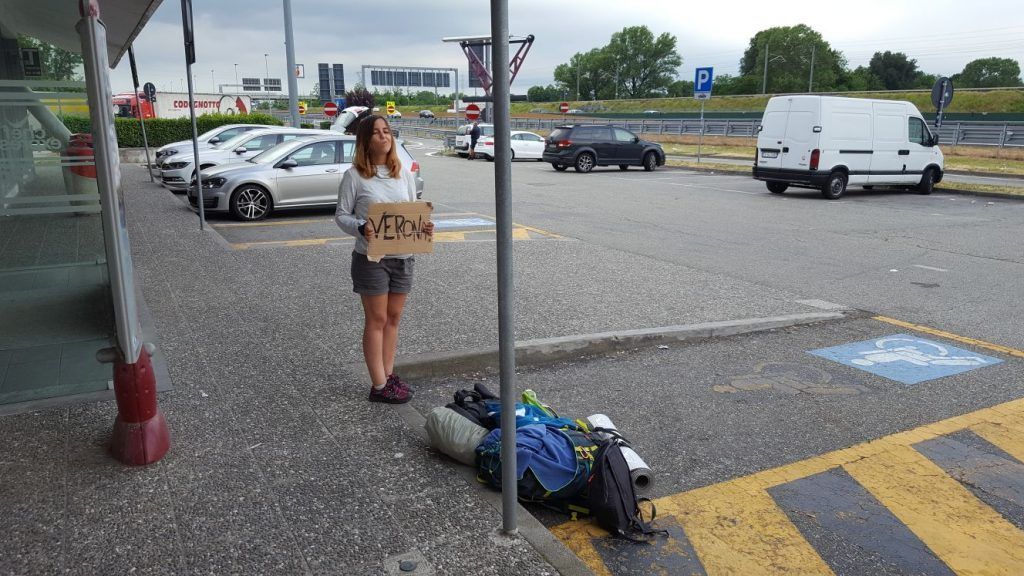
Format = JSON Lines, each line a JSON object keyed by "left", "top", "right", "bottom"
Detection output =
{"left": 396, "top": 311, "right": 846, "bottom": 380}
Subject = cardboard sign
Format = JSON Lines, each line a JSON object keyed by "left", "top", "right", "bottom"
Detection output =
{"left": 366, "top": 201, "right": 433, "bottom": 259}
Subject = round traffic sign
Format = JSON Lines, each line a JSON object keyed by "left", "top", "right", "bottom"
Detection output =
{"left": 298, "top": 102, "right": 307, "bottom": 115}
{"left": 465, "top": 103, "right": 480, "bottom": 121}
{"left": 323, "top": 101, "right": 338, "bottom": 117}
{"left": 386, "top": 104, "right": 396, "bottom": 115}
{"left": 559, "top": 101, "right": 569, "bottom": 113}
{"left": 931, "top": 77, "right": 954, "bottom": 109}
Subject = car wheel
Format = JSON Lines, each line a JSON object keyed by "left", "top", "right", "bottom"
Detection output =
{"left": 553, "top": 163, "right": 567, "bottom": 172}
{"left": 574, "top": 152, "right": 595, "bottom": 173}
{"left": 486, "top": 155, "right": 494, "bottom": 162}
{"left": 821, "top": 171, "right": 847, "bottom": 200}
{"left": 643, "top": 152, "right": 657, "bottom": 172}
{"left": 917, "top": 168, "right": 936, "bottom": 195}
{"left": 767, "top": 182, "right": 788, "bottom": 194}
{"left": 510, "top": 149, "right": 515, "bottom": 161}
{"left": 619, "top": 165, "right": 629, "bottom": 171}
{"left": 230, "top": 184, "right": 273, "bottom": 221}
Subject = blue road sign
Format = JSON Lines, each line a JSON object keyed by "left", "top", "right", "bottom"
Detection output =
{"left": 809, "top": 334, "right": 1003, "bottom": 385}
{"left": 694, "top": 67, "right": 714, "bottom": 98}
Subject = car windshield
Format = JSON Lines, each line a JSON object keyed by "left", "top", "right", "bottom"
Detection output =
{"left": 247, "top": 137, "right": 317, "bottom": 164}
{"left": 214, "top": 132, "right": 260, "bottom": 150}
{"left": 197, "top": 126, "right": 228, "bottom": 141}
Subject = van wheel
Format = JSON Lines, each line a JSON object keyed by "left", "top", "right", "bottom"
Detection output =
{"left": 553, "top": 163, "right": 567, "bottom": 172}
{"left": 574, "top": 153, "right": 595, "bottom": 173}
{"left": 821, "top": 171, "right": 847, "bottom": 200}
{"left": 643, "top": 152, "right": 658, "bottom": 172}
{"left": 917, "top": 168, "right": 936, "bottom": 195}
{"left": 767, "top": 182, "right": 788, "bottom": 194}
{"left": 619, "top": 165, "right": 629, "bottom": 171}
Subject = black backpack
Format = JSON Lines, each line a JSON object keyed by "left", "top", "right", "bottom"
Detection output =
{"left": 588, "top": 434, "right": 668, "bottom": 542}
{"left": 445, "top": 384, "right": 499, "bottom": 429}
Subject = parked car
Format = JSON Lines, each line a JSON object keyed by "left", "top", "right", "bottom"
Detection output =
{"left": 454, "top": 123, "right": 494, "bottom": 157}
{"left": 154, "top": 123, "right": 265, "bottom": 162}
{"left": 187, "top": 135, "right": 423, "bottom": 221}
{"left": 753, "top": 95, "right": 944, "bottom": 199}
{"left": 388, "top": 111, "right": 402, "bottom": 119}
{"left": 418, "top": 110, "right": 435, "bottom": 118}
{"left": 476, "top": 130, "right": 546, "bottom": 161}
{"left": 542, "top": 124, "right": 666, "bottom": 173}
{"left": 643, "top": 110, "right": 661, "bottom": 115}
{"left": 159, "top": 128, "right": 331, "bottom": 192}
{"left": 566, "top": 109, "right": 582, "bottom": 115}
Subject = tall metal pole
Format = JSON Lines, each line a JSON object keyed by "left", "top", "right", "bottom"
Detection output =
{"left": 234, "top": 63, "right": 238, "bottom": 88}
{"left": 762, "top": 39, "right": 770, "bottom": 94}
{"left": 181, "top": 0, "right": 205, "bottom": 230}
{"left": 283, "top": 0, "right": 300, "bottom": 127}
{"left": 128, "top": 46, "right": 154, "bottom": 182}
{"left": 490, "top": 0, "right": 517, "bottom": 535}
{"left": 697, "top": 99, "right": 705, "bottom": 163}
{"left": 808, "top": 45, "right": 816, "bottom": 93}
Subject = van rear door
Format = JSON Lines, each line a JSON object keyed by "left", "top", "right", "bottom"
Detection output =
{"left": 781, "top": 98, "right": 818, "bottom": 172}
{"left": 757, "top": 98, "right": 789, "bottom": 170}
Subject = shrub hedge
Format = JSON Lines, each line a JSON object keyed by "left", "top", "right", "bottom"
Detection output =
{"left": 58, "top": 113, "right": 283, "bottom": 148}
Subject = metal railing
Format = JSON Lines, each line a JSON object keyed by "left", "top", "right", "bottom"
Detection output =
{"left": 388, "top": 117, "right": 1024, "bottom": 149}
{"left": 271, "top": 111, "right": 1023, "bottom": 149}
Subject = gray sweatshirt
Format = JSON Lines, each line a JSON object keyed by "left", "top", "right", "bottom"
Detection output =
{"left": 335, "top": 165, "right": 418, "bottom": 257}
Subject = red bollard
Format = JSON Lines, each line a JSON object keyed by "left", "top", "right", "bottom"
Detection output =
{"left": 109, "top": 346, "right": 170, "bottom": 465}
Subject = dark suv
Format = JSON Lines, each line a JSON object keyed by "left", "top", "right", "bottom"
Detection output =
{"left": 543, "top": 125, "right": 665, "bottom": 173}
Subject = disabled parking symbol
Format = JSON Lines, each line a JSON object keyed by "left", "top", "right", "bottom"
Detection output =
{"left": 809, "top": 334, "right": 1003, "bottom": 385}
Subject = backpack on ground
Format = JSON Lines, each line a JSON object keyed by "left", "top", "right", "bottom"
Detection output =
{"left": 588, "top": 433, "right": 668, "bottom": 542}
{"left": 476, "top": 423, "right": 600, "bottom": 510}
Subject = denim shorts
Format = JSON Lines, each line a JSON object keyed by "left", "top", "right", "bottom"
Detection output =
{"left": 351, "top": 251, "right": 414, "bottom": 295}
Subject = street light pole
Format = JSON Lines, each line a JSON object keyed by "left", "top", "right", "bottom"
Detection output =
{"left": 762, "top": 39, "right": 770, "bottom": 94}
{"left": 808, "top": 45, "right": 816, "bottom": 93}
{"left": 211, "top": 69, "right": 215, "bottom": 93}
{"left": 264, "top": 53, "right": 270, "bottom": 83}
{"left": 234, "top": 63, "right": 238, "bottom": 89}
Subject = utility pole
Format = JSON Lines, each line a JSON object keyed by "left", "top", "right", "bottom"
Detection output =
{"left": 283, "top": 0, "right": 299, "bottom": 127}
{"left": 576, "top": 59, "right": 580, "bottom": 101}
{"left": 211, "top": 69, "right": 215, "bottom": 92}
{"left": 234, "top": 63, "right": 238, "bottom": 89}
{"left": 762, "top": 39, "right": 770, "bottom": 94}
{"left": 809, "top": 45, "right": 816, "bottom": 93}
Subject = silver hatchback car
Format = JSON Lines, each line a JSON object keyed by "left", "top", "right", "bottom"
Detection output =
{"left": 188, "top": 134, "right": 423, "bottom": 221}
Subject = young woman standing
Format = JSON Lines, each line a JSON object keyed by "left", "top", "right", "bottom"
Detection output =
{"left": 335, "top": 115, "right": 433, "bottom": 403}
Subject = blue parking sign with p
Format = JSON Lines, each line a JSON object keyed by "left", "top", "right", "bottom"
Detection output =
{"left": 695, "top": 67, "right": 714, "bottom": 97}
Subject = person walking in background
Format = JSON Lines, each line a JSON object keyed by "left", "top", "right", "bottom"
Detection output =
{"left": 335, "top": 114, "right": 434, "bottom": 404}
{"left": 468, "top": 121, "right": 481, "bottom": 160}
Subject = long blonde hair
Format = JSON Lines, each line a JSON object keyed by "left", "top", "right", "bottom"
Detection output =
{"left": 353, "top": 114, "right": 401, "bottom": 179}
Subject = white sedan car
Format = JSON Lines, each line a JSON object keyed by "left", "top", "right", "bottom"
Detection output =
{"left": 477, "top": 130, "right": 546, "bottom": 161}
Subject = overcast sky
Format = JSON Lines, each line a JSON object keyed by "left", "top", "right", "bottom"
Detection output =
{"left": 110, "top": 0, "right": 1024, "bottom": 96}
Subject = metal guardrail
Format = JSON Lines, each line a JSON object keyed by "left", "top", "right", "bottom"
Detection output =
{"left": 271, "top": 111, "right": 1023, "bottom": 149}
{"left": 389, "top": 117, "right": 1024, "bottom": 149}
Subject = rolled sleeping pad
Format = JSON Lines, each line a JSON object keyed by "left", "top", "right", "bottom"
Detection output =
{"left": 586, "top": 413, "right": 654, "bottom": 493}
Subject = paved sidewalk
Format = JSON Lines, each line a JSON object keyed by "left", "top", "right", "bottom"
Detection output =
{"left": 0, "top": 165, "right": 822, "bottom": 575}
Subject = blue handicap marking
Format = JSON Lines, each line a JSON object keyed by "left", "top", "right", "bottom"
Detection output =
{"left": 809, "top": 333, "right": 1004, "bottom": 385}
{"left": 433, "top": 218, "right": 493, "bottom": 229}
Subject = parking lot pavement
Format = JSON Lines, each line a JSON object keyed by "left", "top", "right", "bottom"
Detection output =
{"left": 408, "top": 314, "right": 1023, "bottom": 576}
{"left": 207, "top": 210, "right": 567, "bottom": 250}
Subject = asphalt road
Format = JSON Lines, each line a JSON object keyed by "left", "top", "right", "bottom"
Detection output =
{"left": 407, "top": 137, "right": 1024, "bottom": 351}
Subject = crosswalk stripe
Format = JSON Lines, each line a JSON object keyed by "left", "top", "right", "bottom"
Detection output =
{"left": 659, "top": 482, "right": 834, "bottom": 576}
{"left": 844, "top": 444, "right": 1024, "bottom": 575}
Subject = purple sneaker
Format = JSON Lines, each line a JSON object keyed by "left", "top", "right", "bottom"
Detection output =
{"left": 369, "top": 379, "right": 412, "bottom": 404}
{"left": 387, "top": 373, "right": 412, "bottom": 392}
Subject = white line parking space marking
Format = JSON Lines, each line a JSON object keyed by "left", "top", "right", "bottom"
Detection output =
{"left": 913, "top": 265, "right": 949, "bottom": 272}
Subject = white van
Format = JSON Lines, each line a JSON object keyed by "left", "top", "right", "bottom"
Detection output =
{"left": 753, "top": 95, "right": 943, "bottom": 199}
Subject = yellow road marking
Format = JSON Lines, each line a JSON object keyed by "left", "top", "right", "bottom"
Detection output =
{"left": 512, "top": 221, "right": 564, "bottom": 239}
{"left": 432, "top": 231, "right": 466, "bottom": 241}
{"left": 231, "top": 237, "right": 353, "bottom": 249}
{"left": 873, "top": 315, "right": 1024, "bottom": 359}
{"left": 213, "top": 218, "right": 328, "bottom": 228}
{"left": 555, "top": 396, "right": 1024, "bottom": 575}
{"left": 661, "top": 484, "right": 833, "bottom": 576}
{"left": 971, "top": 411, "right": 1024, "bottom": 462}
{"left": 845, "top": 444, "right": 1024, "bottom": 575}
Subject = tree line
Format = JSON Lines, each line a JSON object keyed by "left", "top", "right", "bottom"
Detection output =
{"left": 528, "top": 24, "right": 1023, "bottom": 102}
